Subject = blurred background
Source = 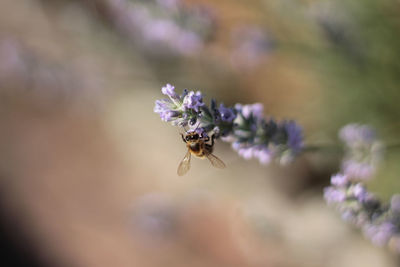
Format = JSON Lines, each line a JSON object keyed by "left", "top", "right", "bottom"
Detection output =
{"left": 1, "top": 0, "right": 400, "bottom": 266}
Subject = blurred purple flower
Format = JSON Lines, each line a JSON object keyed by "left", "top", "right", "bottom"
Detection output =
{"left": 350, "top": 183, "right": 375, "bottom": 203}
{"left": 175, "top": 31, "right": 203, "bottom": 56}
{"left": 236, "top": 103, "right": 264, "bottom": 120}
{"left": 339, "top": 124, "right": 384, "bottom": 180}
{"left": 156, "top": 0, "right": 180, "bottom": 10}
{"left": 331, "top": 173, "right": 348, "bottom": 187}
{"left": 324, "top": 186, "right": 346, "bottom": 204}
{"left": 232, "top": 143, "right": 254, "bottom": 160}
{"left": 106, "top": 0, "right": 215, "bottom": 57}
{"left": 341, "top": 160, "right": 375, "bottom": 180}
{"left": 363, "top": 223, "right": 396, "bottom": 247}
{"left": 218, "top": 103, "right": 236, "bottom": 123}
{"left": 284, "top": 120, "right": 303, "bottom": 153}
{"left": 339, "top": 124, "right": 376, "bottom": 147}
{"left": 230, "top": 26, "right": 275, "bottom": 70}
{"left": 253, "top": 146, "right": 274, "bottom": 164}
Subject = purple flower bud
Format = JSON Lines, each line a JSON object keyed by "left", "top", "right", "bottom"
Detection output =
{"left": 238, "top": 146, "right": 254, "bottom": 160}
{"left": 156, "top": 0, "right": 180, "bottom": 10}
{"left": 284, "top": 121, "right": 303, "bottom": 153}
{"left": 339, "top": 124, "right": 376, "bottom": 146}
{"left": 363, "top": 223, "right": 396, "bottom": 247}
{"left": 161, "top": 83, "right": 179, "bottom": 99}
{"left": 175, "top": 31, "right": 203, "bottom": 56}
{"left": 350, "top": 183, "right": 375, "bottom": 203}
{"left": 341, "top": 210, "right": 356, "bottom": 223}
{"left": 230, "top": 26, "right": 275, "bottom": 70}
{"left": 183, "top": 91, "right": 204, "bottom": 112}
{"left": 218, "top": 103, "right": 236, "bottom": 122}
{"left": 240, "top": 103, "right": 264, "bottom": 119}
{"left": 154, "top": 100, "right": 170, "bottom": 121}
{"left": 331, "top": 173, "right": 348, "bottom": 187}
{"left": 339, "top": 124, "right": 383, "bottom": 181}
{"left": 253, "top": 146, "right": 273, "bottom": 164}
{"left": 352, "top": 183, "right": 366, "bottom": 198}
{"left": 324, "top": 186, "right": 346, "bottom": 204}
{"left": 342, "top": 160, "right": 375, "bottom": 180}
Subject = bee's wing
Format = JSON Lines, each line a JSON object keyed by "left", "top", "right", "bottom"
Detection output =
{"left": 177, "top": 149, "right": 191, "bottom": 176}
{"left": 206, "top": 153, "right": 226, "bottom": 169}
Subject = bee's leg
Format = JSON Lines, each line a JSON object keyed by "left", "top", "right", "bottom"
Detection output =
{"left": 210, "top": 134, "right": 216, "bottom": 146}
{"left": 181, "top": 133, "right": 186, "bottom": 143}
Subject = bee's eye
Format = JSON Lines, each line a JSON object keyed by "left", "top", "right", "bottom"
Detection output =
{"left": 185, "top": 136, "right": 189, "bottom": 141}
{"left": 193, "top": 134, "right": 199, "bottom": 139}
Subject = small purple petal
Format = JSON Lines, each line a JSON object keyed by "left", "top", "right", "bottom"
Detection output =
{"left": 161, "top": 83, "right": 179, "bottom": 99}
{"left": 339, "top": 124, "right": 376, "bottom": 146}
{"left": 241, "top": 103, "right": 263, "bottom": 119}
{"left": 183, "top": 91, "right": 204, "bottom": 112}
{"left": 331, "top": 173, "right": 348, "bottom": 187}
{"left": 284, "top": 121, "right": 303, "bottom": 153}
{"left": 253, "top": 146, "right": 273, "bottom": 164}
{"left": 351, "top": 183, "right": 375, "bottom": 203}
{"left": 324, "top": 186, "right": 346, "bottom": 204}
{"left": 218, "top": 103, "right": 236, "bottom": 123}
{"left": 154, "top": 100, "right": 179, "bottom": 122}
{"left": 363, "top": 223, "right": 396, "bottom": 247}
{"left": 342, "top": 160, "right": 375, "bottom": 180}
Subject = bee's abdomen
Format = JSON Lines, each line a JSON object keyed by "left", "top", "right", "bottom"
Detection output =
{"left": 189, "top": 143, "right": 205, "bottom": 157}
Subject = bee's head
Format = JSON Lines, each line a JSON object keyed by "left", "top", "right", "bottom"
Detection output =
{"left": 185, "top": 132, "right": 199, "bottom": 141}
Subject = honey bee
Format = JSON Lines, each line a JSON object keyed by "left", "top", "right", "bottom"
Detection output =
{"left": 177, "top": 131, "right": 226, "bottom": 176}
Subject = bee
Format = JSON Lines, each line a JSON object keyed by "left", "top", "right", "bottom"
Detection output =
{"left": 177, "top": 131, "right": 226, "bottom": 176}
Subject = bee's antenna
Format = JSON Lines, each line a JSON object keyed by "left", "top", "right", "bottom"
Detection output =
{"left": 180, "top": 125, "right": 188, "bottom": 134}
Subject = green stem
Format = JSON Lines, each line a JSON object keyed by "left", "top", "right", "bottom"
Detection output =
{"left": 302, "top": 142, "right": 400, "bottom": 155}
{"left": 301, "top": 144, "right": 344, "bottom": 154}
{"left": 386, "top": 143, "right": 400, "bottom": 150}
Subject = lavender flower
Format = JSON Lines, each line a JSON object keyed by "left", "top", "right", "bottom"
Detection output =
{"left": 339, "top": 124, "right": 384, "bottom": 180}
{"left": 339, "top": 124, "right": 376, "bottom": 147}
{"left": 324, "top": 124, "right": 400, "bottom": 252}
{"left": 105, "top": 0, "right": 215, "bottom": 57}
{"left": 155, "top": 84, "right": 303, "bottom": 165}
{"left": 324, "top": 186, "right": 346, "bottom": 204}
{"left": 363, "top": 223, "right": 396, "bottom": 247}
{"left": 331, "top": 173, "right": 348, "bottom": 187}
